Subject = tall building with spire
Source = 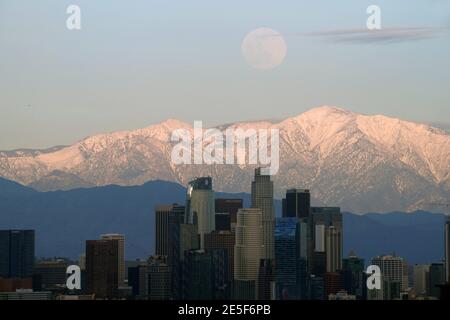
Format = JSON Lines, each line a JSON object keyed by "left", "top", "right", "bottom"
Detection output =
{"left": 251, "top": 168, "right": 275, "bottom": 260}
{"left": 185, "top": 177, "right": 215, "bottom": 249}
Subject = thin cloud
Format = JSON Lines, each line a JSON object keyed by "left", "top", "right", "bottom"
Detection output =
{"left": 303, "top": 27, "right": 449, "bottom": 44}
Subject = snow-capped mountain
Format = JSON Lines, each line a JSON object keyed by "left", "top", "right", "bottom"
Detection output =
{"left": 1, "top": 106, "right": 449, "bottom": 213}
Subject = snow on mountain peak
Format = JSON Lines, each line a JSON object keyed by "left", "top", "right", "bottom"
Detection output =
{"left": 0, "top": 106, "right": 448, "bottom": 213}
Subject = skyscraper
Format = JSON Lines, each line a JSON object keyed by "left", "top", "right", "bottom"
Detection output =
{"left": 185, "top": 177, "right": 215, "bottom": 249}
{"left": 445, "top": 216, "right": 450, "bottom": 283}
{"left": 274, "top": 217, "right": 308, "bottom": 300}
{"left": 342, "top": 252, "right": 366, "bottom": 300}
{"left": 324, "top": 272, "right": 343, "bottom": 299}
{"left": 100, "top": 234, "right": 125, "bottom": 287}
{"left": 258, "top": 259, "right": 275, "bottom": 300}
{"left": 32, "top": 259, "right": 69, "bottom": 291}
{"left": 204, "top": 231, "right": 235, "bottom": 287}
{"left": 0, "top": 230, "right": 35, "bottom": 279}
{"left": 148, "top": 255, "right": 171, "bottom": 300}
{"left": 86, "top": 239, "right": 119, "bottom": 299}
{"left": 215, "top": 213, "right": 231, "bottom": 231}
{"left": 371, "top": 255, "right": 409, "bottom": 299}
{"left": 282, "top": 189, "right": 311, "bottom": 219}
{"left": 168, "top": 205, "right": 199, "bottom": 299}
{"left": 251, "top": 168, "right": 275, "bottom": 260}
{"left": 183, "top": 249, "right": 226, "bottom": 300}
{"left": 215, "top": 198, "right": 243, "bottom": 230}
{"left": 155, "top": 205, "right": 173, "bottom": 256}
{"left": 128, "top": 263, "right": 148, "bottom": 299}
{"left": 427, "top": 262, "right": 445, "bottom": 298}
{"left": 413, "top": 264, "right": 430, "bottom": 297}
{"left": 234, "top": 208, "right": 264, "bottom": 299}
{"left": 311, "top": 207, "right": 343, "bottom": 273}
{"left": 167, "top": 204, "right": 186, "bottom": 268}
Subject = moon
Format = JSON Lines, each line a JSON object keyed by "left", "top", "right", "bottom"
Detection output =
{"left": 241, "top": 27, "right": 287, "bottom": 70}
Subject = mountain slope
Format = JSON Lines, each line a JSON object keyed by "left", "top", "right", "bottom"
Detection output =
{"left": 0, "top": 178, "right": 445, "bottom": 263}
{"left": 0, "top": 106, "right": 449, "bottom": 213}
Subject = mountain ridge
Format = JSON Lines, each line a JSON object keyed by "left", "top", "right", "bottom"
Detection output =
{"left": 0, "top": 177, "right": 445, "bottom": 263}
{"left": 0, "top": 106, "right": 449, "bottom": 213}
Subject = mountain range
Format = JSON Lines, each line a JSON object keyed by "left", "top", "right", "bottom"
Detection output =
{"left": 0, "top": 177, "right": 446, "bottom": 264}
{"left": 1, "top": 106, "right": 449, "bottom": 213}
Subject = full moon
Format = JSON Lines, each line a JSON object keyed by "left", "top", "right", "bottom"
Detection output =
{"left": 241, "top": 27, "right": 287, "bottom": 70}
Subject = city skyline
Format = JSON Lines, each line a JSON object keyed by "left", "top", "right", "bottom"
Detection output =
{"left": 1, "top": 0, "right": 450, "bottom": 313}
{"left": 1, "top": 169, "right": 448, "bottom": 300}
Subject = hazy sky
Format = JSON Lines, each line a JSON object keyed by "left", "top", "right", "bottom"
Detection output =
{"left": 1, "top": 0, "right": 449, "bottom": 150}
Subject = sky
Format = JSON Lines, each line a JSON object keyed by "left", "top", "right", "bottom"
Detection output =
{"left": 0, "top": 0, "right": 449, "bottom": 150}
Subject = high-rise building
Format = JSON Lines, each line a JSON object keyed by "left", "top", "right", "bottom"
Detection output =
{"left": 0, "top": 230, "right": 35, "bottom": 278}
{"left": 427, "top": 262, "right": 445, "bottom": 298}
{"left": 324, "top": 272, "right": 344, "bottom": 299}
{"left": 282, "top": 189, "right": 310, "bottom": 219}
{"left": 215, "top": 198, "right": 243, "bottom": 230}
{"left": 100, "top": 234, "right": 125, "bottom": 287}
{"left": 371, "top": 255, "right": 408, "bottom": 299}
{"left": 148, "top": 255, "right": 171, "bottom": 300}
{"left": 309, "top": 275, "right": 325, "bottom": 300}
{"left": 312, "top": 207, "right": 343, "bottom": 273}
{"left": 234, "top": 208, "right": 264, "bottom": 299}
{"left": 185, "top": 177, "right": 215, "bottom": 249}
{"left": 312, "top": 252, "right": 327, "bottom": 277}
{"left": 258, "top": 259, "right": 275, "bottom": 300}
{"left": 275, "top": 217, "right": 298, "bottom": 300}
{"left": 413, "top": 264, "right": 430, "bottom": 297}
{"left": 274, "top": 217, "right": 308, "bottom": 300}
{"left": 168, "top": 205, "right": 199, "bottom": 299}
{"left": 155, "top": 205, "right": 173, "bottom": 256}
{"left": 183, "top": 249, "right": 226, "bottom": 300}
{"left": 343, "top": 252, "right": 365, "bottom": 273}
{"left": 445, "top": 217, "right": 450, "bottom": 283}
{"left": 204, "top": 231, "right": 235, "bottom": 287}
{"left": 86, "top": 239, "right": 119, "bottom": 299}
{"left": 342, "top": 252, "right": 366, "bottom": 300}
{"left": 32, "top": 259, "right": 69, "bottom": 291}
{"left": 251, "top": 168, "right": 275, "bottom": 260}
{"left": 167, "top": 205, "right": 186, "bottom": 268}
{"left": 215, "top": 213, "right": 231, "bottom": 231}
{"left": 128, "top": 263, "right": 148, "bottom": 299}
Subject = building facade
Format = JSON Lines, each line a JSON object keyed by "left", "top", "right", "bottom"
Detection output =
{"left": 185, "top": 177, "right": 215, "bottom": 249}
{"left": 234, "top": 208, "right": 264, "bottom": 299}
{"left": 100, "top": 234, "right": 125, "bottom": 287}
{"left": 0, "top": 230, "right": 35, "bottom": 279}
{"left": 251, "top": 168, "right": 275, "bottom": 260}
{"left": 86, "top": 239, "right": 119, "bottom": 299}
{"left": 311, "top": 207, "right": 343, "bottom": 273}
{"left": 155, "top": 205, "right": 173, "bottom": 256}
{"left": 282, "top": 189, "right": 310, "bottom": 219}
